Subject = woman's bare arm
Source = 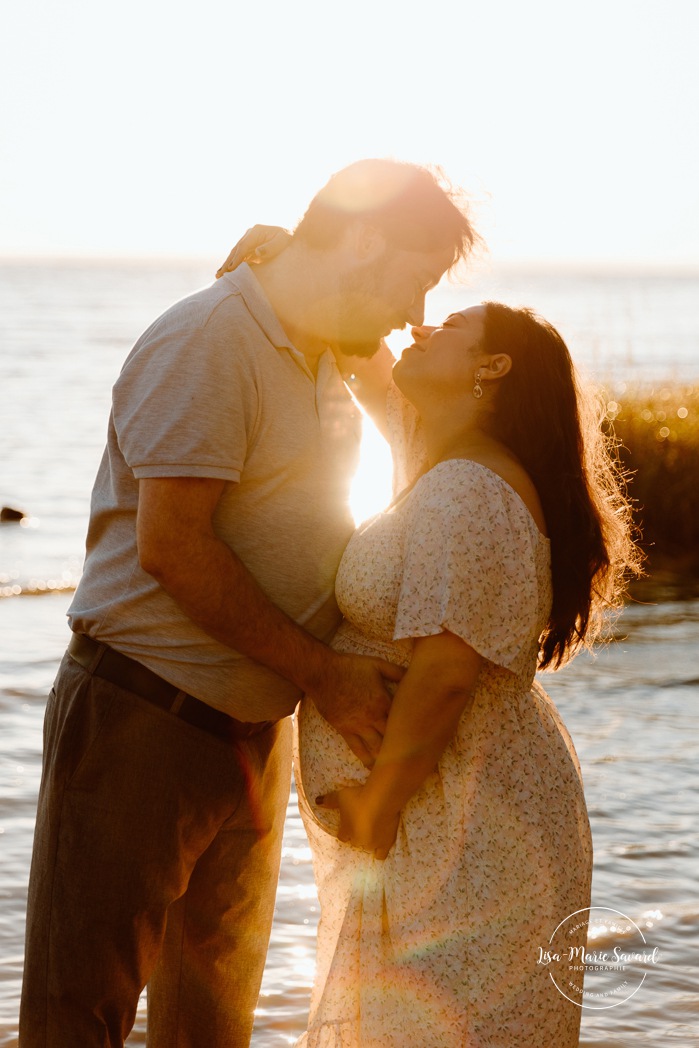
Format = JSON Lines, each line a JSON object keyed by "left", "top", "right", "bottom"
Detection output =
{"left": 330, "top": 339, "right": 396, "bottom": 439}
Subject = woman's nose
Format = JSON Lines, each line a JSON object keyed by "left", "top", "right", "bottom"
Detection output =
{"left": 411, "top": 325, "right": 435, "bottom": 340}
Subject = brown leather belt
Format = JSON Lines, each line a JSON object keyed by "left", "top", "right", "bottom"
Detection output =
{"left": 67, "top": 632, "right": 274, "bottom": 744}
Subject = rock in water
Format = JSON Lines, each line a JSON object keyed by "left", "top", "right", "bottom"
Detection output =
{"left": 0, "top": 506, "right": 27, "bottom": 523}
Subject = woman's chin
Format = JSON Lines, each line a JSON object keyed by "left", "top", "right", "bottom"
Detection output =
{"left": 391, "top": 355, "right": 405, "bottom": 385}
{"left": 391, "top": 359, "right": 418, "bottom": 405}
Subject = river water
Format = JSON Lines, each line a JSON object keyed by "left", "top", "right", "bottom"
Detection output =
{"left": 1, "top": 259, "right": 698, "bottom": 1045}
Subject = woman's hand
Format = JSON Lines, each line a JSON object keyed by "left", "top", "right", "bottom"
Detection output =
{"left": 317, "top": 785, "right": 400, "bottom": 860}
{"left": 215, "top": 224, "right": 292, "bottom": 278}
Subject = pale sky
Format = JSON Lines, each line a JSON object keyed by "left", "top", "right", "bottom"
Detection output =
{"left": 2, "top": 0, "right": 698, "bottom": 265}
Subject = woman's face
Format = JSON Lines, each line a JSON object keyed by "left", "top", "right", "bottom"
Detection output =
{"left": 392, "top": 305, "right": 487, "bottom": 406}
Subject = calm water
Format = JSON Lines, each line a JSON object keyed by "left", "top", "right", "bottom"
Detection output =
{"left": 1, "top": 260, "right": 698, "bottom": 1045}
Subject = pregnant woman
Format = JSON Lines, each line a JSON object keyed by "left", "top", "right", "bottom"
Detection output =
{"left": 218, "top": 241, "right": 640, "bottom": 1046}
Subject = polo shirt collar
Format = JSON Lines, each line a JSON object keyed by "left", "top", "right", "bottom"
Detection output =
{"left": 223, "top": 263, "right": 297, "bottom": 353}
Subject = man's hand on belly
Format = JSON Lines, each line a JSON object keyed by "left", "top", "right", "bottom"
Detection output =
{"left": 305, "top": 653, "right": 403, "bottom": 767}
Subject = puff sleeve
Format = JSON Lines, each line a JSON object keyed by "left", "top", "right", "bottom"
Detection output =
{"left": 393, "top": 463, "right": 547, "bottom": 673}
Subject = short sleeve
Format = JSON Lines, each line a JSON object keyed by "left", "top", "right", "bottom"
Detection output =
{"left": 113, "top": 295, "right": 258, "bottom": 482}
{"left": 393, "top": 464, "right": 543, "bottom": 671}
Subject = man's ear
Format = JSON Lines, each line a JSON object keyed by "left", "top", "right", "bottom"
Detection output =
{"left": 349, "top": 221, "right": 388, "bottom": 261}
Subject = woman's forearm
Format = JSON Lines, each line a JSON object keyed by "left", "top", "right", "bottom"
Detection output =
{"left": 331, "top": 339, "right": 395, "bottom": 438}
{"left": 362, "top": 691, "right": 472, "bottom": 815}
{"left": 361, "top": 631, "right": 482, "bottom": 815}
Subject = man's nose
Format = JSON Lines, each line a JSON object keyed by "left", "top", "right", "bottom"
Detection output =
{"left": 405, "top": 296, "right": 426, "bottom": 327}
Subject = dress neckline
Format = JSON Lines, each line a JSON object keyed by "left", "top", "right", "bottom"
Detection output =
{"left": 390, "top": 458, "right": 551, "bottom": 545}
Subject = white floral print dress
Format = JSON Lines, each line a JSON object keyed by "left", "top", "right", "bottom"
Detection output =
{"left": 293, "top": 387, "right": 593, "bottom": 1048}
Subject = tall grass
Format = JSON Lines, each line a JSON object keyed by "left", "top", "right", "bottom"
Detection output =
{"left": 601, "top": 382, "right": 699, "bottom": 595}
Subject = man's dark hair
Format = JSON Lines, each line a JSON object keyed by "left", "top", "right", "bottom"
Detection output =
{"left": 293, "top": 158, "right": 477, "bottom": 268}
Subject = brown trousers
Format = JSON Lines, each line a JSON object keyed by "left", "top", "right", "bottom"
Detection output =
{"left": 19, "top": 652, "right": 292, "bottom": 1047}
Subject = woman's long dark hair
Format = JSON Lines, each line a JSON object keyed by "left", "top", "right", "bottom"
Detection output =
{"left": 480, "top": 302, "right": 642, "bottom": 669}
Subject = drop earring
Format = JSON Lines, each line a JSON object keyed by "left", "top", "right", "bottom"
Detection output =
{"left": 472, "top": 370, "right": 483, "bottom": 399}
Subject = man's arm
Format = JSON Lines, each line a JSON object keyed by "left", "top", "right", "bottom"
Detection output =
{"left": 137, "top": 476, "right": 400, "bottom": 763}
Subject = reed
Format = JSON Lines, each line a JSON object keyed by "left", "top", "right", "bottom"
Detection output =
{"left": 601, "top": 382, "right": 699, "bottom": 596}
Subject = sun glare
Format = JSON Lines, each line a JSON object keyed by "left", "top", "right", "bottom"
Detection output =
{"left": 350, "top": 416, "right": 393, "bottom": 525}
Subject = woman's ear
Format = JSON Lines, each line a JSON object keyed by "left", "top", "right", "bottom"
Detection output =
{"left": 480, "top": 354, "right": 512, "bottom": 382}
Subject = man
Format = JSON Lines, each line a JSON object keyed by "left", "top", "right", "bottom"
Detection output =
{"left": 20, "top": 159, "right": 476, "bottom": 1046}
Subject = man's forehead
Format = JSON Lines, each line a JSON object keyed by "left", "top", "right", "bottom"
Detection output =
{"left": 417, "top": 245, "right": 455, "bottom": 284}
{"left": 387, "top": 243, "right": 453, "bottom": 286}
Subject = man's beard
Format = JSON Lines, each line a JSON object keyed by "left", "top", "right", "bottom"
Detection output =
{"left": 335, "top": 255, "right": 399, "bottom": 359}
{"left": 335, "top": 335, "right": 383, "bottom": 358}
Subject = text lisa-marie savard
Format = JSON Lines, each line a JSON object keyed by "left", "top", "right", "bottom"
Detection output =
{"left": 537, "top": 946, "right": 660, "bottom": 967}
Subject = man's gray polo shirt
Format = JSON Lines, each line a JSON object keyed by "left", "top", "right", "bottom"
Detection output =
{"left": 69, "top": 264, "right": 361, "bottom": 720}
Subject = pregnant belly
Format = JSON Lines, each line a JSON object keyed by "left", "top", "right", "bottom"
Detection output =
{"left": 296, "top": 621, "right": 409, "bottom": 840}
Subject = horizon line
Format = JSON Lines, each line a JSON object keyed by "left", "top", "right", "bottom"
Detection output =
{"left": 2, "top": 251, "right": 699, "bottom": 277}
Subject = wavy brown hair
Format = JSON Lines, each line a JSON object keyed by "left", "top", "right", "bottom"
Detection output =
{"left": 293, "top": 159, "right": 478, "bottom": 268}
{"left": 480, "top": 302, "right": 642, "bottom": 669}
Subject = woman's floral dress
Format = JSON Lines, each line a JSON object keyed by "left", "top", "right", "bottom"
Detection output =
{"left": 293, "top": 388, "right": 593, "bottom": 1047}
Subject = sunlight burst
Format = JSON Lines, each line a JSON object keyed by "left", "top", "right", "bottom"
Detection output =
{"left": 350, "top": 416, "right": 393, "bottom": 525}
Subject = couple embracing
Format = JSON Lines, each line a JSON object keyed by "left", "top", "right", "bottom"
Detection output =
{"left": 20, "top": 159, "right": 639, "bottom": 1047}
